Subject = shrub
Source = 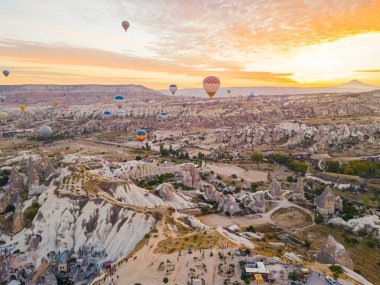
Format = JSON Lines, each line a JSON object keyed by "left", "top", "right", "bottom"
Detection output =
{"left": 163, "top": 277, "right": 169, "bottom": 283}
{"left": 314, "top": 213, "right": 324, "bottom": 224}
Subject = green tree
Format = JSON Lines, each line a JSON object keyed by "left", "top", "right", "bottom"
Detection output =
{"left": 251, "top": 152, "right": 263, "bottom": 163}
{"left": 163, "top": 277, "right": 169, "bottom": 283}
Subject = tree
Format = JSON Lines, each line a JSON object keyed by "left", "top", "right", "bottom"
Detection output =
{"left": 5, "top": 204, "right": 15, "bottom": 213}
{"left": 163, "top": 277, "right": 169, "bottom": 283}
{"left": 251, "top": 152, "right": 263, "bottom": 163}
{"left": 314, "top": 213, "right": 324, "bottom": 224}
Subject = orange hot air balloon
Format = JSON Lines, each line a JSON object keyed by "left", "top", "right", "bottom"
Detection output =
{"left": 203, "top": 76, "right": 220, "bottom": 99}
{"left": 19, "top": 104, "right": 26, "bottom": 111}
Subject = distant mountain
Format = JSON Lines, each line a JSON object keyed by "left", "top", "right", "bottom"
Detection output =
{"left": 159, "top": 80, "right": 379, "bottom": 97}
{"left": 335, "top": 79, "right": 379, "bottom": 90}
{"left": 0, "top": 84, "right": 166, "bottom": 104}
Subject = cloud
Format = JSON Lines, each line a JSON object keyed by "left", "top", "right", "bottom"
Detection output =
{"left": 354, "top": 69, "right": 380, "bottom": 72}
{"left": 0, "top": 37, "right": 296, "bottom": 86}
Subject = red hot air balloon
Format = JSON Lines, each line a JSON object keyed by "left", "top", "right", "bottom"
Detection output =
{"left": 203, "top": 76, "right": 220, "bottom": 99}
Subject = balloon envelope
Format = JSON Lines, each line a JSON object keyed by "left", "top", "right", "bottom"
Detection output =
{"left": 53, "top": 100, "right": 60, "bottom": 107}
{"left": 160, "top": 112, "right": 168, "bottom": 119}
{"left": 0, "top": 111, "right": 8, "bottom": 121}
{"left": 39, "top": 126, "right": 53, "bottom": 138}
{"left": 169, "top": 84, "right": 177, "bottom": 95}
{"left": 103, "top": 110, "right": 112, "bottom": 118}
{"left": 3, "top": 70, "right": 9, "bottom": 77}
{"left": 0, "top": 96, "right": 6, "bottom": 103}
{"left": 19, "top": 104, "right": 26, "bottom": 111}
{"left": 203, "top": 76, "right": 220, "bottom": 99}
{"left": 136, "top": 130, "right": 148, "bottom": 142}
{"left": 122, "top": 21, "right": 130, "bottom": 31}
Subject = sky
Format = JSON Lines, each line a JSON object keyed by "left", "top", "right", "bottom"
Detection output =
{"left": 0, "top": 0, "right": 379, "bottom": 89}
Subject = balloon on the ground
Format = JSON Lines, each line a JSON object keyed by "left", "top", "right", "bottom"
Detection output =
{"left": 122, "top": 21, "right": 130, "bottom": 31}
{"left": 136, "top": 130, "right": 148, "bottom": 142}
{"left": 39, "top": 125, "right": 53, "bottom": 139}
{"left": 19, "top": 104, "right": 26, "bottom": 111}
{"left": 114, "top": 95, "right": 125, "bottom": 108}
{"left": 3, "top": 70, "right": 9, "bottom": 77}
{"left": 0, "top": 111, "right": 8, "bottom": 121}
{"left": 103, "top": 110, "right": 112, "bottom": 119}
{"left": 160, "top": 112, "right": 168, "bottom": 120}
{"left": 0, "top": 96, "right": 6, "bottom": 103}
{"left": 169, "top": 84, "right": 177, "bottom": 95}
{"left": 203, "top": 76, "right": 220, "bottom": 99}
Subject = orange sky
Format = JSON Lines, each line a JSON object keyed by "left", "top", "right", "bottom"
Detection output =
{"left": 0, "top": 0, "right": 379, "bottom": 88}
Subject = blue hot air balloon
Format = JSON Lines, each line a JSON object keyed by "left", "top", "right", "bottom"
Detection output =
{"left": 160, "top": 112, "right": 168, "bottom": 120}
{"left": 114, "top": 95, "right": 125, "bottom": 108}
{"left": 103, "top": 110, "right": 112, "bottom": 119}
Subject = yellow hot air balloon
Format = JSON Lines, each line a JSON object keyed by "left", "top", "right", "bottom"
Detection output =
{"left": 53, "top": 100, "right": 60, "bottom": 107}
{"left": 19, "top": 104, "right": 26, "bottom": 111}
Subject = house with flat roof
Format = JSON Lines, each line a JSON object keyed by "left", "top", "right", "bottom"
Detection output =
{"left": 244, "top": 261, "right": 270, "bottom": 275}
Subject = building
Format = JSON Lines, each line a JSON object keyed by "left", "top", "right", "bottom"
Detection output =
{"left": 58, "top": 251, "right": 68, "bottom": 273}
{"left": 245, "top": 262, "right": 270, "bottom": 276}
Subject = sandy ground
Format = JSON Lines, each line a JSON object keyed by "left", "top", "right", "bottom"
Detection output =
{"left": 204, "top": 162, "right": 268, "bottom": 182}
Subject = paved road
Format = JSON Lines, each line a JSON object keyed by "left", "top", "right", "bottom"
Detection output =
{"left": 307, "top": 271, "right": 331, "bottom": 285}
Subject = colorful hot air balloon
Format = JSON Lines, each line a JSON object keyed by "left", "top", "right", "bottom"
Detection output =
{"left": 116, "top": 109, "right": 126, "bottom": 118}
{"left": 169, "top": 84, "right": 178, "bottom": 95}
{"left": 19, "top": 104, "right": 26, "bottom": 111}
{"left": 53, "top": 100, "right": 60, "bottom": 107}
{"left": 39, "top": 126, "right": 53, "bottom": 139}
{"left": 0, "top": 96, "right": 6, "bottom": 103}
{"left": 122, "top": 21, "right": 130, "bottom": 31}
{"left": 103, "top": 110, "right": 112, "bottom": 119}
{"left": 3, "top": 70, "right": 9, "bottom": 77}
{"left": 160, "top": 112, "right": 168, "bottom": 120}
{"left": 114, "top": 95, "right": 125, "bottom": 108}
{"left": 0, "top": 111, "right": 8, "bottom": 121}
{"left": 136, "top": 130, "right": 148, "bottom": 142}
{"left": 203, "top": 76, "right": 220, "bottom": 99}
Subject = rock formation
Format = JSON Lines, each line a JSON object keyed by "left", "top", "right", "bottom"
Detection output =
{"left": 181, "top": 164, "right": 201, "bottom": 189}
{"left": 204, "top": 185, "right": 223, "bottom": 203}
{"left": 156, "top": 183, "right": 175, "bottom": 202}
{"left": 217, "top": 195, "right": 241, "bottom": 215}
{"left": 315, "top": 186, "right": 335, "bottom": 215}
{"left": 26, "top": 167, "right": 44, "bottom": 196}
{"left": 316, "top": 235, "right": 353, "bottom": 269}
{"left": 270, "top": 178, "right": 283, "bottom": 200}
{"left": 243, "top": 191, "right": 266, "bottom": 213}
{"left": 292, "top": 178, "right": 305, "bottom": 200}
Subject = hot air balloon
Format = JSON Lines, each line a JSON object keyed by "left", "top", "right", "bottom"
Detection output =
{"left": 114, "top": 95, "right": 125, "bottom": 108}
{"left": 19, "top": 104, "right": 26, "bottom": 111}
{"left": 0, "top": 111, "right": 8, "bottom": 121}
{"left": 160, "top": 112, "right": 168, "bottom": 120}
{"left": 53, "top": 100, "right": 60, "bottom": 107}
{"left": 136, "top": 130, "right": 148, "bottom": 142}
{"left": 203, "top": 76, "right": 220, "bottom": 99}
{"left": 3, "top": 70, "right": 9, "bottom": 77}
{"left": 122, "top": 21, "right": 130, "bottom": 32}
{"left": 169, "top": 84, "right": 177, "bottom": 96}
{"left": 103, "top": 110, "right": 112, "bottom": 119}
{"left": 227, "top": 89, "right": 231, "bottom": 94}
{"left": 39, "top": 125, "right": 53, "bottom": 139}
{"left": 192, "top": 96, "right": 196, "bottom": 100}
{"left": 0, "top": 96, "right": 6, "bottom": 103}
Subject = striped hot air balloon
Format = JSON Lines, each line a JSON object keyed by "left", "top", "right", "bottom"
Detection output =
{"left": 203, "top": 76, "right": 220, "bottom": 99}
{"left": 136, "top": 130, "right": 148, "bottom": 142}
{"left": 169, "top": 84, "right": 177, "bottom": 95}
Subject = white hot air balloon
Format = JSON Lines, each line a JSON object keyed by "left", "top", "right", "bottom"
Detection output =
{"left": 39, "top": 126, "right": 53, "bottom": 139}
